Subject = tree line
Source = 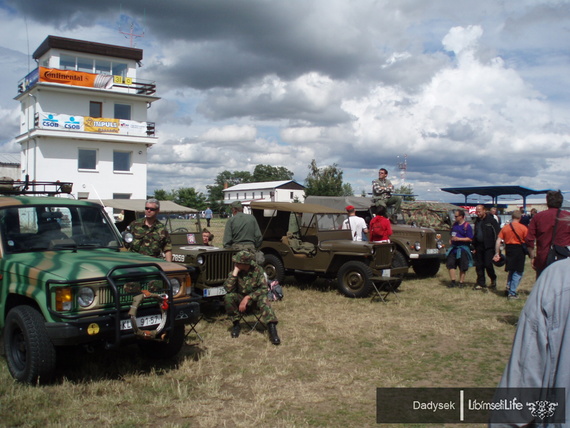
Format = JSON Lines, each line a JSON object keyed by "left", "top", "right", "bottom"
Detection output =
{"left": 152, "top": 160, "right": 414, "bottom": 212}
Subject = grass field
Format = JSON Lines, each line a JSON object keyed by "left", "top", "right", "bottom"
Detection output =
{"left": 0, "top": 244, "right": 535, "bottom": 428}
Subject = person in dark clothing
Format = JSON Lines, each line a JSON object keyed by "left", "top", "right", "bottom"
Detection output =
{"left": 472, "top": 204, "right": 500, "bottom": 290}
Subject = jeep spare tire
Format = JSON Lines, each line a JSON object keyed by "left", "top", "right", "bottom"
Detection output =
{"left": 337, "top": 261, "right": 374, "bottom": 298}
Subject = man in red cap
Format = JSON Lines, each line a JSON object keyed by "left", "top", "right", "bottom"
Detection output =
{"left": 342, "top": 205, "right": 368, "bottom": 241}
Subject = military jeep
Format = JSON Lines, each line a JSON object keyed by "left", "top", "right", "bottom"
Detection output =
{"left": 99, "top": 199, "right": 235, "bottom": 300}
{"left": 250, "top": 201, "right": 408, "bottom": 298}
{"left": 306, "top": 196, "right": 446, "bottom": 277}
{"left": 0, "top": 183, "right": 200, "bottom": 384}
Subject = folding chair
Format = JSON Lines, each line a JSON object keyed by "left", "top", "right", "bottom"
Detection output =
{"left": 371, "top": 279, "right": 400, "bottom": 303}
{"left": 184, "top": 315, "right": 204, "bottom": 342}
{"left": 236, "top": 302, "right": 266, "bottom": 334}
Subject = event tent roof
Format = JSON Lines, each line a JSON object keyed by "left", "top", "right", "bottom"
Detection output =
{"left": 440, "top": 186, "right": 552, "bottom": 209}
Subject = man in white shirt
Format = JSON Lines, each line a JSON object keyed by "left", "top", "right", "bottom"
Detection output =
{"left": 342, "top": 205, "right": 368, "bottom": 241}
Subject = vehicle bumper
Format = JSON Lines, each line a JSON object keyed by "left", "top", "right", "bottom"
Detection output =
{"left": 45, "top": 301, "right": 200, "bottom": 347}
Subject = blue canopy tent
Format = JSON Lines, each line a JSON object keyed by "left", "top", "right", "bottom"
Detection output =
{"left": 440, "top": 186, "right": 553, "bottom": 211}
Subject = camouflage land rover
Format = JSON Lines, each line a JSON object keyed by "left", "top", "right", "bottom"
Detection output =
{"left": 306, "top": 196, "right": 446, "bottom": 277}
{"left": 0, "top": 182, "right": 200, "bottom": 384}
{"left": 99, "top": 199, "right": 235, "bottom": 301}
{"left": 250, "top": 201, "right": 408, "bottom": 298}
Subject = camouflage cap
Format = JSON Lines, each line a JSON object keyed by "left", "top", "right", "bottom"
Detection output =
{"left": 232, "top": 250, "right": 255, "bottom": 264}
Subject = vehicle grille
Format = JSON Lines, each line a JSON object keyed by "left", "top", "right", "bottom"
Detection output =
{"left": 97, "top": 278, "right": 168, "bottom": 306}
{"left": 202, "top": 251, "right": 234, "bottom": 284}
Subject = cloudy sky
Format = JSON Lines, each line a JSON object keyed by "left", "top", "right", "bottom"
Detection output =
{"left": 1, "top": 0, "right": 569, "bottom": 203}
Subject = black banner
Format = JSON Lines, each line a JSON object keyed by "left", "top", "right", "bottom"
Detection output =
{"left": 376, "top": 387, "right": 565, "bottom": 424}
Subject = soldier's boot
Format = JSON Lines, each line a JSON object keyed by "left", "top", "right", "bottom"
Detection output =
{"left": 268, "top": 322, "right": 281, "bottom": 345}
{"left": 231, "top": 321, "right": 241, "bottom": 338}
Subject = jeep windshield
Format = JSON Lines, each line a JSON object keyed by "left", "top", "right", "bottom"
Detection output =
{"left": 1, "top": 204, "right": 121, "bottom": 253}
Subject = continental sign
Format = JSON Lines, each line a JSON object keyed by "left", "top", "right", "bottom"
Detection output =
{"left": 38, "top": 112, "right": 148, "bottom": 136}
{"left": 39, "top": 67, "right": 114, "bottom": 89}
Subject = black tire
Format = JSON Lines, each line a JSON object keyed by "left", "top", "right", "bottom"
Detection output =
{"left": 263, "top": 254, "right": 285, "bottom": 283}
{"left": 4, "top": 306, "right": 57, "bottom": 384}
{"left": 138, "top": 325, "right": 185, "bottom": 359}
{"left": 412, "top": 259, "right": 441, "bottom": 277}
{"left": 337, "top": 261, "right": 374, "bottom": 298}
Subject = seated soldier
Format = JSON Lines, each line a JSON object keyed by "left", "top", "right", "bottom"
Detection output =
{"left": 223, "top": 251, "right": 281, "bottom": 345}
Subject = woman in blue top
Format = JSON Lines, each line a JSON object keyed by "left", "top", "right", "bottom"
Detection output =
{"left": 446, "top": 209, "right": 474, "bottom": 288}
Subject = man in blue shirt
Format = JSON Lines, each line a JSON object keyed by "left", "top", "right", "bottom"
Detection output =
{"left": 204, "top": 206, "right": 213, "bottom": 227}
{"left": 445, "top": 209, "right": 473, "bottom": 288}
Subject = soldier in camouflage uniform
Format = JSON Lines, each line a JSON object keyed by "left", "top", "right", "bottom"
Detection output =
{"left": 224, "top": 251, "right": 281, "bottom": 345}
{"left": 126, "top": 198, "right": 172, "bottom": 262}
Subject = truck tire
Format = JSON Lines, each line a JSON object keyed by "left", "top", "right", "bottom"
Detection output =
{"left": 412, "top": 259, "right": 441, "bottom": 277}
{"left": 4, "top": 306, "right": 56, "bottom": 384}
{"left": 337, "top": 261, "right": 374, "bottom": 298}
{"left": 138, "top": 324, "right": 185, "bottom": 359}
{"left": 263, "top": 254, "right": 285, "bottom": 283}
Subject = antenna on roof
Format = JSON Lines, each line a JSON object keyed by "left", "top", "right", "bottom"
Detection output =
{"left": 397, "top": 154, "right": 407, "bottom": 183}
{"left": 118, "top": 6, "right": 145, "bottom": 48}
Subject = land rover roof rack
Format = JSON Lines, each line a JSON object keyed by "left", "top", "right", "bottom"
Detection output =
{"left": 0, "top": 177, "right": 73, "bottom": 196}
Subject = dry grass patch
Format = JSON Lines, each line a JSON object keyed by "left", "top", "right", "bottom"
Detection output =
{"left": 0, "top": 260, "right": 536, "bottom": 427}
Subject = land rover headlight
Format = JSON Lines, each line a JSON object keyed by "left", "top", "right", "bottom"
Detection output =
{"left": 197, "top": 255, "right": 205, "bottom": 265}
{"left": 122, "top": 231, "right": 134, "bottom": 244}
{"left": 77, "top": 287, "right": 95, "bottom": 307}
{"left": 169, "top": 278, "right": 181, "bottom": 296}
{"left": 413, "top": 242, "right": 421, "bottom": 251}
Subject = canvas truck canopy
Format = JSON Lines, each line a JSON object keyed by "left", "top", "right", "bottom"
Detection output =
{"left": 250, "top": 201, "right": 345, "bottom": 214}
{"left": 89, "top": 199, "right": 199, "bottom": 214}
{"left": 400, "top": 201, "right": 459, "bottom": 231}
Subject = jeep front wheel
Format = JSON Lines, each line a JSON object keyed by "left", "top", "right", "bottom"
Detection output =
{"left": 412, "top": 259, "right": 440, "bottom": 277}
{"left": 337, "top": 261, "right": 373, "bottom": 298}
{"left": 263, "top": 254, "right": 285, "bottom": 283}
{"left": 4, "top": 306, "right": 56, "bottom": 384}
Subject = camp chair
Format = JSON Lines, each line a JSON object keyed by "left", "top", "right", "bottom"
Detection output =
{"left": 370, "top": 278, "right": 400, "bottom": 303}
{"left": 235, "top": 300, "right": 267, "bottom": 335}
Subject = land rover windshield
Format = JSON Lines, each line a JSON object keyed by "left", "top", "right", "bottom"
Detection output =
{"left": 1, "top": 203, "right": 121, "bottom": 253}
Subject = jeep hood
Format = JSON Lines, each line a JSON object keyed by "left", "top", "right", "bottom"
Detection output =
{"left": 1, "top": 249, "right": 186, "bottom": 283}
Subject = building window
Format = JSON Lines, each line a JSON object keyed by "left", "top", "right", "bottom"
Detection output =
{"left": 112, "top": 63, "right": 128, "bottom": 78}
{"left": 78, "top": 149, "right": 97, "bottom": 170}
{"left": 114, "top": 104, "right": 131, "bottom": 120}
{"left": 290, "top": 192, "right": 294, "bottom": 199}
{"left": 113, "top": 193, "right": 131, "bottom": 199}
{"left": 252, "top": 192, "right": 255, "bottom": 199}
{"left": 90, "top": 101, "right": 102, "bottom": 118}
{"left": 77, "top": 57, "right": 93, "bottom": 73}
{"left": 243, "top": 193, "right": 246, "bottom": 199}
{"left": 113, "top": 151, "right": 131, "bottom": 172}
{"left": 60, "top": 54, "right": 76, "bottom": 70}
{"left": 95, "top": 60, "right": 111, "bottom": 75}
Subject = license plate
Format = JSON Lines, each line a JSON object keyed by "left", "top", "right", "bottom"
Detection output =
{"left": 121, "top": 314, "right": 162, "bottom": 330}
{"left": 382, "top": 269, "right": 391, "bottom": 277}
{"left": 203, "top": 286, "right": 227, "bottom": 297}
{"left": 426, "top": 248, "right": 440, "bottom": 254}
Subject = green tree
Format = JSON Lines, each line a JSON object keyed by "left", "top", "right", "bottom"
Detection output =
{"left": 252, "top": 164, "right": 294, "bottom": 182}
{"left": 153, "top": 189, "right": 174, "bottom": 200}
{"left": 304, "top": 159, "right": 350, "bottom": 197}
{"left": 395, "top": 184, "right": 415, "bottom": 201}
{"left": 174, "top": 187, "right": 208, "bottom": 209}
{"left": 206, "top": 170, "right": 253, "bottom": 212}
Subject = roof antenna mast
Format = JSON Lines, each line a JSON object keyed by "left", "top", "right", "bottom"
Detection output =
{"left": 118, "top": 6, "right": 145, "bottom": 48}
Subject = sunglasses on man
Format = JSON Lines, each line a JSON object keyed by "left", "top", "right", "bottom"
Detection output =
{"left": 145, "top": 207, "right": 158, "bottom": 212}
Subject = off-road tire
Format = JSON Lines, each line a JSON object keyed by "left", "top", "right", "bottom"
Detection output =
{"left": 337, "top": 261, "right": 374, "bottom": 298}
{"left": 4, "top": 306, "right": 56, "bottom": 384}
{"left": 412, "top": 259, "right": 441, "bottom": 277}
{"left": 138, "top": 325, "right": 185, "bottom": 359}
{"left": 263, "top": 254, "right": 285, "bottom": 283}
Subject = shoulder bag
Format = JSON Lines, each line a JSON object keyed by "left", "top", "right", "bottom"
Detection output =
{"left": 509, "top": 223, "right": 529, "bottom": 257}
